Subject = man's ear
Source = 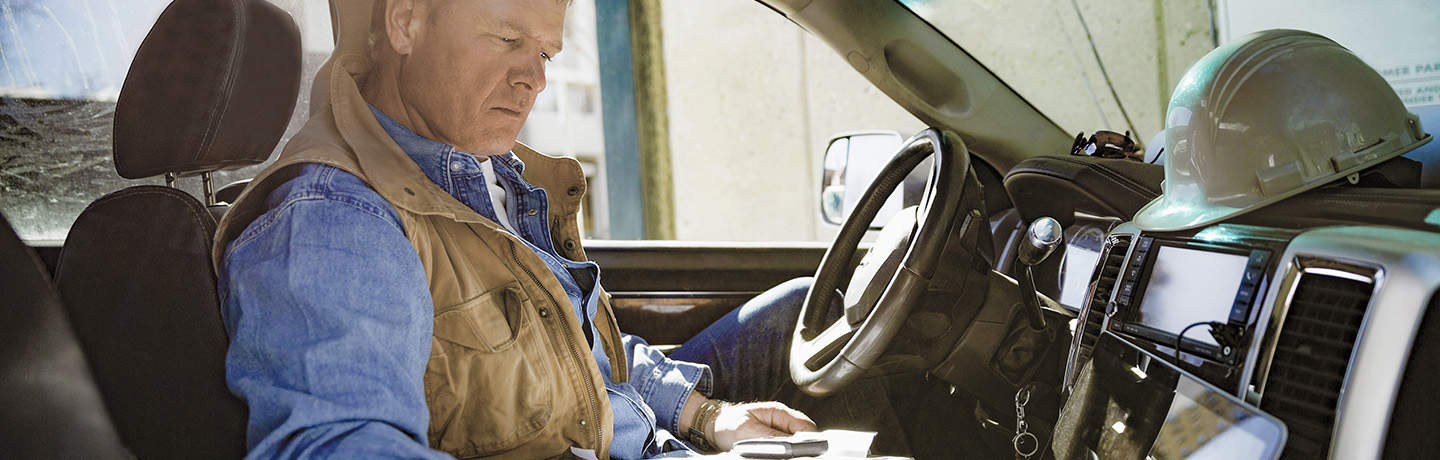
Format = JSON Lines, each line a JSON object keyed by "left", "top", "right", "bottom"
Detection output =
{"left": 383, "top": 0, "right": 429, "bottom": 56}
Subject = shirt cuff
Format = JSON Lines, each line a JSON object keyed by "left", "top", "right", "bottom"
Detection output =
{"left": 642, "top": 358, "right": 713, "bottom": 434}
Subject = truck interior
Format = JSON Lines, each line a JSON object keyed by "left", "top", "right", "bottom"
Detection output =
{"left": 4, "top": 0, "right": 1440, "bottom": 459}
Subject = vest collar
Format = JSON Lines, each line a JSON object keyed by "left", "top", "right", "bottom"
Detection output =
{"left": 310, "top": 53, "right": 587, "bottom": 224}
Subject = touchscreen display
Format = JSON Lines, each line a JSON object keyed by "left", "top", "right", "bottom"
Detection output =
{"left": 1053, "top": 333, "right": 1286, "bottom": 460}
{"left": 1136, "top": 246, "right": 1250, "bottom": 345}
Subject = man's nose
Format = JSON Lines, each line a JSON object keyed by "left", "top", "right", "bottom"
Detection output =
{"left": 510, "top": 56, "right": 547, "bottom": 94}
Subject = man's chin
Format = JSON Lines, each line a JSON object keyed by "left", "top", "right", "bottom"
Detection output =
{"left": 456, "top": 133, "right": 522, "bottom": 157}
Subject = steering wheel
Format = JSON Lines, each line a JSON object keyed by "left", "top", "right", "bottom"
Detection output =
{"left": 790, "top": 128, "right": 972, "bottom": 397}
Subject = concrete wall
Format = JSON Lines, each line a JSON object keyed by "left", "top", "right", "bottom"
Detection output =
{"left": 661, "top": 0, "right": 1215, "bottom": 242}
{"left": 662, "top": 2, "right": 926, "bottom": 242}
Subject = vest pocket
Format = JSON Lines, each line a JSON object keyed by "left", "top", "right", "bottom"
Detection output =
{"left": 428, "top": 282, "right": 558, "bottom": 457}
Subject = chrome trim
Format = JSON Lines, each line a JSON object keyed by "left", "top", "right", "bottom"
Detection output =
{"left": 1239, "top": 256, "right": 1301, "bottom": 397}
{"left": 1063, "top": 223, "right": 1139, "bottom": 390}
{"left": 201, "top": 171, "right": 216, "bottom": 206}
{"left": 1246, "top": 226, "right": 1440, "bottom": 460}
{"left": 1304, "top": 266, "right": 1378, "bottom": 284}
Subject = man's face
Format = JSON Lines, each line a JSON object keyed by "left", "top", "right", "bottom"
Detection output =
{"left": 397, "top": 0, "right": 566, "bottom": 156}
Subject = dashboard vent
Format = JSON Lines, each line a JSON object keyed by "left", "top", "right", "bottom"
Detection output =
{"left": 1073, "top": 235, "right": 1130, "bottom": 371}
{"left": 1261, "top": 272, "right": 1375, "bottom": 460}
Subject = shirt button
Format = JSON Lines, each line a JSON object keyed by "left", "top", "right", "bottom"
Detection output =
{"left": 449, "top": 161, "right": 462, "bottom": 171}
{"left": 578, "top": 419, "right": 588, "bottom": 427}
{"left": 567, "top": 186, "right": 580, "bottom": 196}
{"left": 527, "top": 209, "right": 539, "bottom": 216}
{"left": 538, "top": 307, "right": 550, "bottom": 318}
{"left": 563, "top": 239, "right": 578, "bottom": 251}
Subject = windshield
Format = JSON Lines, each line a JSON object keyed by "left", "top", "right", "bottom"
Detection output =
{"left": 897, "top": 0, "right": 1440, "bottom": 174}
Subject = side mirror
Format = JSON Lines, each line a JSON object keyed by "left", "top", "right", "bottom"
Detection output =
{"left": 819, "top": 131, "right": 908, "bottom": 228}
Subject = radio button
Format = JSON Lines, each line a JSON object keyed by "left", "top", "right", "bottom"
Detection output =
{"left": 1247, "top": 251, "right": 1268, "bottom": 268}
{"left": 1235, "top": 287, "right": 1254, "bottom": 304}
{"left": 1242, "top": 269, "right": 1262, "bottom": 285}
{"left": 1229, "top": 306, "right": 1248, "bottom": 322}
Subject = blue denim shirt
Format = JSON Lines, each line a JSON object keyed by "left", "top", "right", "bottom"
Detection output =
{"left": 217, "top": 107, "right": 709, "bottom": 459}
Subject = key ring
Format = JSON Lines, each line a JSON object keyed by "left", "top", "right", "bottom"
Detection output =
{"left": 1012, "top": 432, "right": 1039, "bottom": 458}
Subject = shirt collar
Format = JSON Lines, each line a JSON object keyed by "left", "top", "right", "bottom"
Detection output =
{"left": 367, "top": 104, "right": 526, "bottom": 190}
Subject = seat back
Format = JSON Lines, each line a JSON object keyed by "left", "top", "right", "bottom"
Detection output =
{"left": 53, "top": 0, "right": 301, "bottom": 457}
{"left": 0, "top": 215, "right": 128, "bottom": 459}
{"left": 57, "top": 186, "right": 246, "bottom": 458}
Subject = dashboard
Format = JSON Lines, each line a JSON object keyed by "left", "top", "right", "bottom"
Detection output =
{"left": 1061, "top": 221, "right": 1440, "bottom": 459}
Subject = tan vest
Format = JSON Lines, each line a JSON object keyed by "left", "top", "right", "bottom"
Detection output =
{"left": 214, "top": 53, "right": 626, "bottom": 459}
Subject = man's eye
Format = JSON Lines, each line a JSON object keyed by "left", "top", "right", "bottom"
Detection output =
{"left": 500, "top": 37, "right": 518, "bottom": 43}
{"left": 540, "top": 52, "right": 554, "bottom": 62}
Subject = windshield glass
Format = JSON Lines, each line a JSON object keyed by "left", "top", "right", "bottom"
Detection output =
{"left": 897, "top": 0, "right": 1440, "bottom": 173}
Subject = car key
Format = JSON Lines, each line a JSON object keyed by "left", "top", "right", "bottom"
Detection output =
{"left": 733, "top": 438, "right": 829, "bottom": 459}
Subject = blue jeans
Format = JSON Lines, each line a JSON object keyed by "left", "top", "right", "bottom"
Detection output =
{"left": 670, "top": 277, "right": 815, "bottom": 402}
{"left": 667, "top": 278, "right": 907, "bottom": 454}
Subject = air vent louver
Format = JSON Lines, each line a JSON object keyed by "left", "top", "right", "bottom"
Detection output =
{"left": 1261, "top": 272, "right": 1374, "bottom": 460}
{"left": 1075, "top": 236, "right": 1131, "bottom": 369}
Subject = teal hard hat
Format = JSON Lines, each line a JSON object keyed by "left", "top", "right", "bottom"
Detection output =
{"left": 1133, "top": 29, "right": 1431, "bottom": 232}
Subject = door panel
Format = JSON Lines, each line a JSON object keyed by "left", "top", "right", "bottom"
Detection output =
{"left": 609, "top": 292, "right": 754, "bottom": 346}
{"left": 586, "top": 241, "right": 862, "bottom": 346}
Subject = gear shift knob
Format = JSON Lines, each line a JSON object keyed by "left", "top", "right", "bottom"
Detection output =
{"left": 1015, "top": 217, "right": 1063, "bottom": 330}
{"left": 1018, "top": 216, "right": 1063, "bottom": 267}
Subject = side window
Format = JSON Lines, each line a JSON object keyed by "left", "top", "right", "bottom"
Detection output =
{"left": 517, "top": 0, "right": 609, "bottom": 238}
{"left": 0, "top": 1, "right": 917, "bottom": 244}
{"left": 624, "top": 1, "right": 924, "bottom": 242}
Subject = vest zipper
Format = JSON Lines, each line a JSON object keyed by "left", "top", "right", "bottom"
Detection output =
{"left": 506, "top": 241, "right": 604, "bottom": 449}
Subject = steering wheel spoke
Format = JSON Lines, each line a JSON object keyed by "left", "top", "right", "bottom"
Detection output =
{"left": 801, "top": 319, "right": 858, "bottom": 371}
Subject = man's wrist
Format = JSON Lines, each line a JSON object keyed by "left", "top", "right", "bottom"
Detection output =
{"left": 685, "top": 398, "right": 728, "bottom": 452}
{"left": 678, "top": 391, "right": 704, "bottom": 433}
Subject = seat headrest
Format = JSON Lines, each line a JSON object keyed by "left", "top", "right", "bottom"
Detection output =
{"left": 113, "top": 0, "right": 302, "bottom": 180}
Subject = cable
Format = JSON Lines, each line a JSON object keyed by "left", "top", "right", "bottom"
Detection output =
{"left": 1174, "top": 321, "right": 1222, "bottom": 362}
{"left": 1067, "top": 0, "right": 1141, "bottom": 139}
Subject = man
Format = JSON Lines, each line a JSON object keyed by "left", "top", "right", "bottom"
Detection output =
{"left": 213, "top": 0, "right": 826, "bottom": 458}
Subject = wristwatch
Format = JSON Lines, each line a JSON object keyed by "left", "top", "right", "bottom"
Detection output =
{"left": 686, "top": 398, "right": 727, "bottom": 452}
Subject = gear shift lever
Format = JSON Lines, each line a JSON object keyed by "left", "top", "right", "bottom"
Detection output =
{"left": 1016, "top": 217, "right": 1063, "bottom": 329}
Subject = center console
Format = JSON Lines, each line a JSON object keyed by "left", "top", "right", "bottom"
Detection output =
{"left": 1078, "top": 224, "right": 1297, "bottom": 392}
{"left": 1061, "top": 221, "right": 1440, "bottom": 459}
{"left": 1112, "top": 237, "right": 1269, "bottom": 362}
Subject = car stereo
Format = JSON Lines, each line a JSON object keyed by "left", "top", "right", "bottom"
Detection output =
{"left": 1109, "top": 236, "right": 1270, "bottom": 363}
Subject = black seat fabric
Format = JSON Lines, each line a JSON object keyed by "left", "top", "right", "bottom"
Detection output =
{"left": 114, "top": 0, "right": 301, "bottom": 179}
{"left": 52, "top": 0, "right": 302, "bottom": 458}
{"left": 0, "top": 215, "right": 128, "bottom": 459}
{"left": 56, "top": 187, "right": 246, "bottom": 459}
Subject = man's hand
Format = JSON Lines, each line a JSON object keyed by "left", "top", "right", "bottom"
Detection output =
{"left": 709, "top": 401, "right": 817, "bottom": 451}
